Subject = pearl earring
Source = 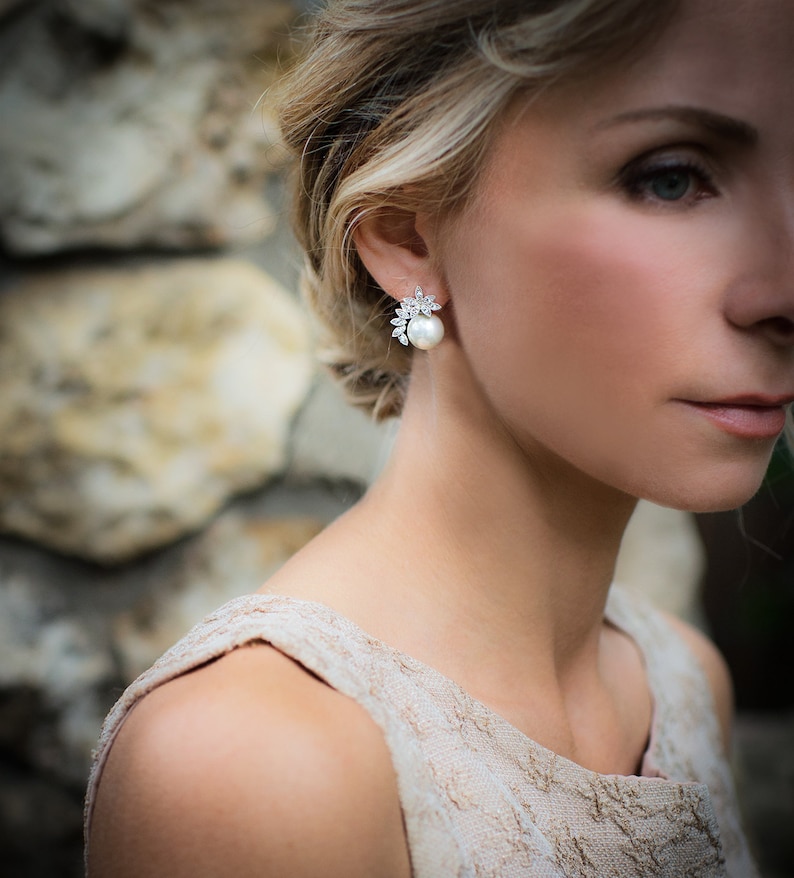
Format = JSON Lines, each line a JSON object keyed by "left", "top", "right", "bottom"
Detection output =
{"left": 390, "top": 286, "right": 444, "bottom": 350}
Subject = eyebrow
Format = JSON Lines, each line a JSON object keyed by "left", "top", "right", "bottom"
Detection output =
{"left": 595, "top": 106, "right": 758, "bottom": 147}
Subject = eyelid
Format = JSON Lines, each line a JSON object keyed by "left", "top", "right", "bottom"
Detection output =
{"left": 617, "top": 145, "right": 721, "bottom": 203}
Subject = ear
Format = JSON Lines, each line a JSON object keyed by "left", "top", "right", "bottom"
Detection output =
{"left": 353, "top": 208, "right": 449, "bottom": 305}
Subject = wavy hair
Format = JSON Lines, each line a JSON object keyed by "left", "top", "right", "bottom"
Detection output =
{"left": 277, "top": 0, "right": 679, "bottom": 419}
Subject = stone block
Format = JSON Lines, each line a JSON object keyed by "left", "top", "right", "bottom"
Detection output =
{"left": 0, "top": 258, "right": 313, "bottom": 562}
{"left": 113, "top": 510, "right": 324, "bottom": 679}
{"left": 288, "top": 371, "right": 397, "bottom": 486}
{"left": 0, "top": 481, "right": 343, "bottom": 782}
{"left": 0, "top": 0, "right": 297, "bottom": 254}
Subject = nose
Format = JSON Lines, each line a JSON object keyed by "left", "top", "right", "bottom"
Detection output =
{"left": 727, "top": 302, "right": 794, "bottom": 345}
{"left": 724, "top": 204, "right": 794, "bottom": 347}
{"left": 756, "top": 315, "right": 794, "bottom": 346}
{"left": 725, "top": 283, "right": 794, "bottom": 347}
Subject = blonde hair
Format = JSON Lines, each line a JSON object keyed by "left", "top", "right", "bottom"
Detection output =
{"left": 278, "top": 0, "right": 678, "bottom": 419}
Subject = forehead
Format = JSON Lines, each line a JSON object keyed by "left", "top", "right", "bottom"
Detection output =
{"left": 483, "top": 0, "right": 794, "bottom": 178}
{"left": 584, "top": 0, "right": 794, "bottom": 130}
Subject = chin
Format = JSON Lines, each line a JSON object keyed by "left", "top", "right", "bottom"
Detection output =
{"left": 620, "top": 430, "right": 781, "bottom": 513}
{"left": 641, "top": 466, "right": 769, "bottom": 514}
{"left": 681, "top": 494, "right": 761, "bottom": 514}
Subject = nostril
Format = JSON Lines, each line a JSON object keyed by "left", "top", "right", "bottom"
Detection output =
{"left": 760, "top": 316, "right": 794, "bottom": 345}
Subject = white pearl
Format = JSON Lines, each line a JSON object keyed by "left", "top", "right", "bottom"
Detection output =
{"left": 407, "top": 314, "right": 444, "bottom": 350}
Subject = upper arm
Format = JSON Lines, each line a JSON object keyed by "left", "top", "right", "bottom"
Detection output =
{"left": 661, "top": 612, "right": 735, "bottom": 754}
{"left": 88, "top": 646, "right": 410, "bottom": 878}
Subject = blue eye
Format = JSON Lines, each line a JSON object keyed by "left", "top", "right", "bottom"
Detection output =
{"left": 621, "top": 157, "right": 717, "bottom": 205}
{"left": 648, "top": 169, "right": 692, "bottom": 201}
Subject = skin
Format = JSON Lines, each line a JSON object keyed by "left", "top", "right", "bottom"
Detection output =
{"left": 89, "top": 0, "right": 794, "bottom": 875}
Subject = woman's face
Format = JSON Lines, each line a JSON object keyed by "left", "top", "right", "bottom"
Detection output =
{"left": 437, "top": 0, "right": 794, "bottom": 512}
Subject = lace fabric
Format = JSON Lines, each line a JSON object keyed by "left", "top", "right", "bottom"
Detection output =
{"left": 84, "top": 586, "right": 758, "bottom": 877}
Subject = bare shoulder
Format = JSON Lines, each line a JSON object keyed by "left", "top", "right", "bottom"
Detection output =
{"left": 658, "top": 610, "right": 735, "bottom": 753}
{"left": 88, "top": 644, "right": 410, "bottom": 878}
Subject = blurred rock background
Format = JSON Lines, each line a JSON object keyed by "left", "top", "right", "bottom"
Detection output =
{"left": 0, "top": 1, "right": 791, "bottom": 876}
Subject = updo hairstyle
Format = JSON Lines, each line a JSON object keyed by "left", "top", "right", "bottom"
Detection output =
{"left": 277, "top": 0, "right": 678, "bottom": 420}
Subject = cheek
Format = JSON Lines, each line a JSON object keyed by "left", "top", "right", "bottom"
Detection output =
{"left": 453, "top": 206, "right": 705, "bottom": 394}
{"left": 444, "top": 203, "right": 730, "bottom": 488}
{"left": 527, "top": 210, "right": 702, "bottom": 341}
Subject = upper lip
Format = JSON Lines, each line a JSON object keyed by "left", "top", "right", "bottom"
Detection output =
{"left": 692, "top": 394, "right": 794, "bottom": 407}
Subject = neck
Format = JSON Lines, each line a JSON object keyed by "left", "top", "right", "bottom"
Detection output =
{"left": 355, "top": 342, "right": 638, "bottom": 685}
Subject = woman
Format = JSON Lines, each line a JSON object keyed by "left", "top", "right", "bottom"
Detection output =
{"left": 85, "top": 0, "right": 793, "bottom": 875}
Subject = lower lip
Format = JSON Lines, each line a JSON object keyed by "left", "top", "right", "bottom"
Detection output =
{"left": 681, "top": 401, "right": 788, "bottom": 439}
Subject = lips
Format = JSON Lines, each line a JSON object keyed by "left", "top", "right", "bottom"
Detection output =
{"left": 706, "top": 394, "right": 794, "bottom": 407}
{"left": 678, "top": 395, "right": 793, "bottom": 440}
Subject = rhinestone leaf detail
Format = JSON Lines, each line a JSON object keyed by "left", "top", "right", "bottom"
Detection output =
{"left": 390, "top": 286, "right": 442, "bottom": 346}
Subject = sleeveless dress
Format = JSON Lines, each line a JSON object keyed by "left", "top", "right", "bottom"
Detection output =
{"left": 84, "top": 586, "right": 758, "bottom": 877}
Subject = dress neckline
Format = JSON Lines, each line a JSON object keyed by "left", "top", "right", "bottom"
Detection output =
{"left": 239, "top": 587, "right": 682, "bottom": 786}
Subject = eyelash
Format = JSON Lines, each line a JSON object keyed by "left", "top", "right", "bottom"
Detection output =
{"left": 618, "top": 154, "right": 719, "bottom": 205}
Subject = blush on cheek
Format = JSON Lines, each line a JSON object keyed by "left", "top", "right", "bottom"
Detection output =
{"left": 524, "top": 210, "right": 700, "bottom": 353}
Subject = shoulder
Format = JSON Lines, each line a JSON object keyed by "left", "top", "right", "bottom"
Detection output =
{"left": 88, "top": 644, "right": 410, "bottom": 878}
{"left": 657, "top": 610, "right": 735, "bottom": 754}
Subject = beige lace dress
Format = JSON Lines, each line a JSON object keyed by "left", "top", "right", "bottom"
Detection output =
{"left": 84, "top": 585, "right": 758, "bottom": 877}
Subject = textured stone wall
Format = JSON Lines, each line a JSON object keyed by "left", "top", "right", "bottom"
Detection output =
{"left": 0, "top": 4, "right": 704, "bottom": 876}
{"left": 0, "top": 259, "right": 314, "bottom": 562}
{"left": 0, "top": 0, "right": 295, "bottom": 253}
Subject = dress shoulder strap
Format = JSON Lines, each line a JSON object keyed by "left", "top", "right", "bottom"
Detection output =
{"left": 84, "top": 593, "right": 469, "bottom": 877}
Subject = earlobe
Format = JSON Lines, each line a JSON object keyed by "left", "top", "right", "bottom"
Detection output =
{"left": 353, "top": 208, "right": 449, "bottom": 306}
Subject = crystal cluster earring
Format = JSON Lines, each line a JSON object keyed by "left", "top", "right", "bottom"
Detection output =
{"left": 390, "top": 286, "right": 444, "bottom": 350}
